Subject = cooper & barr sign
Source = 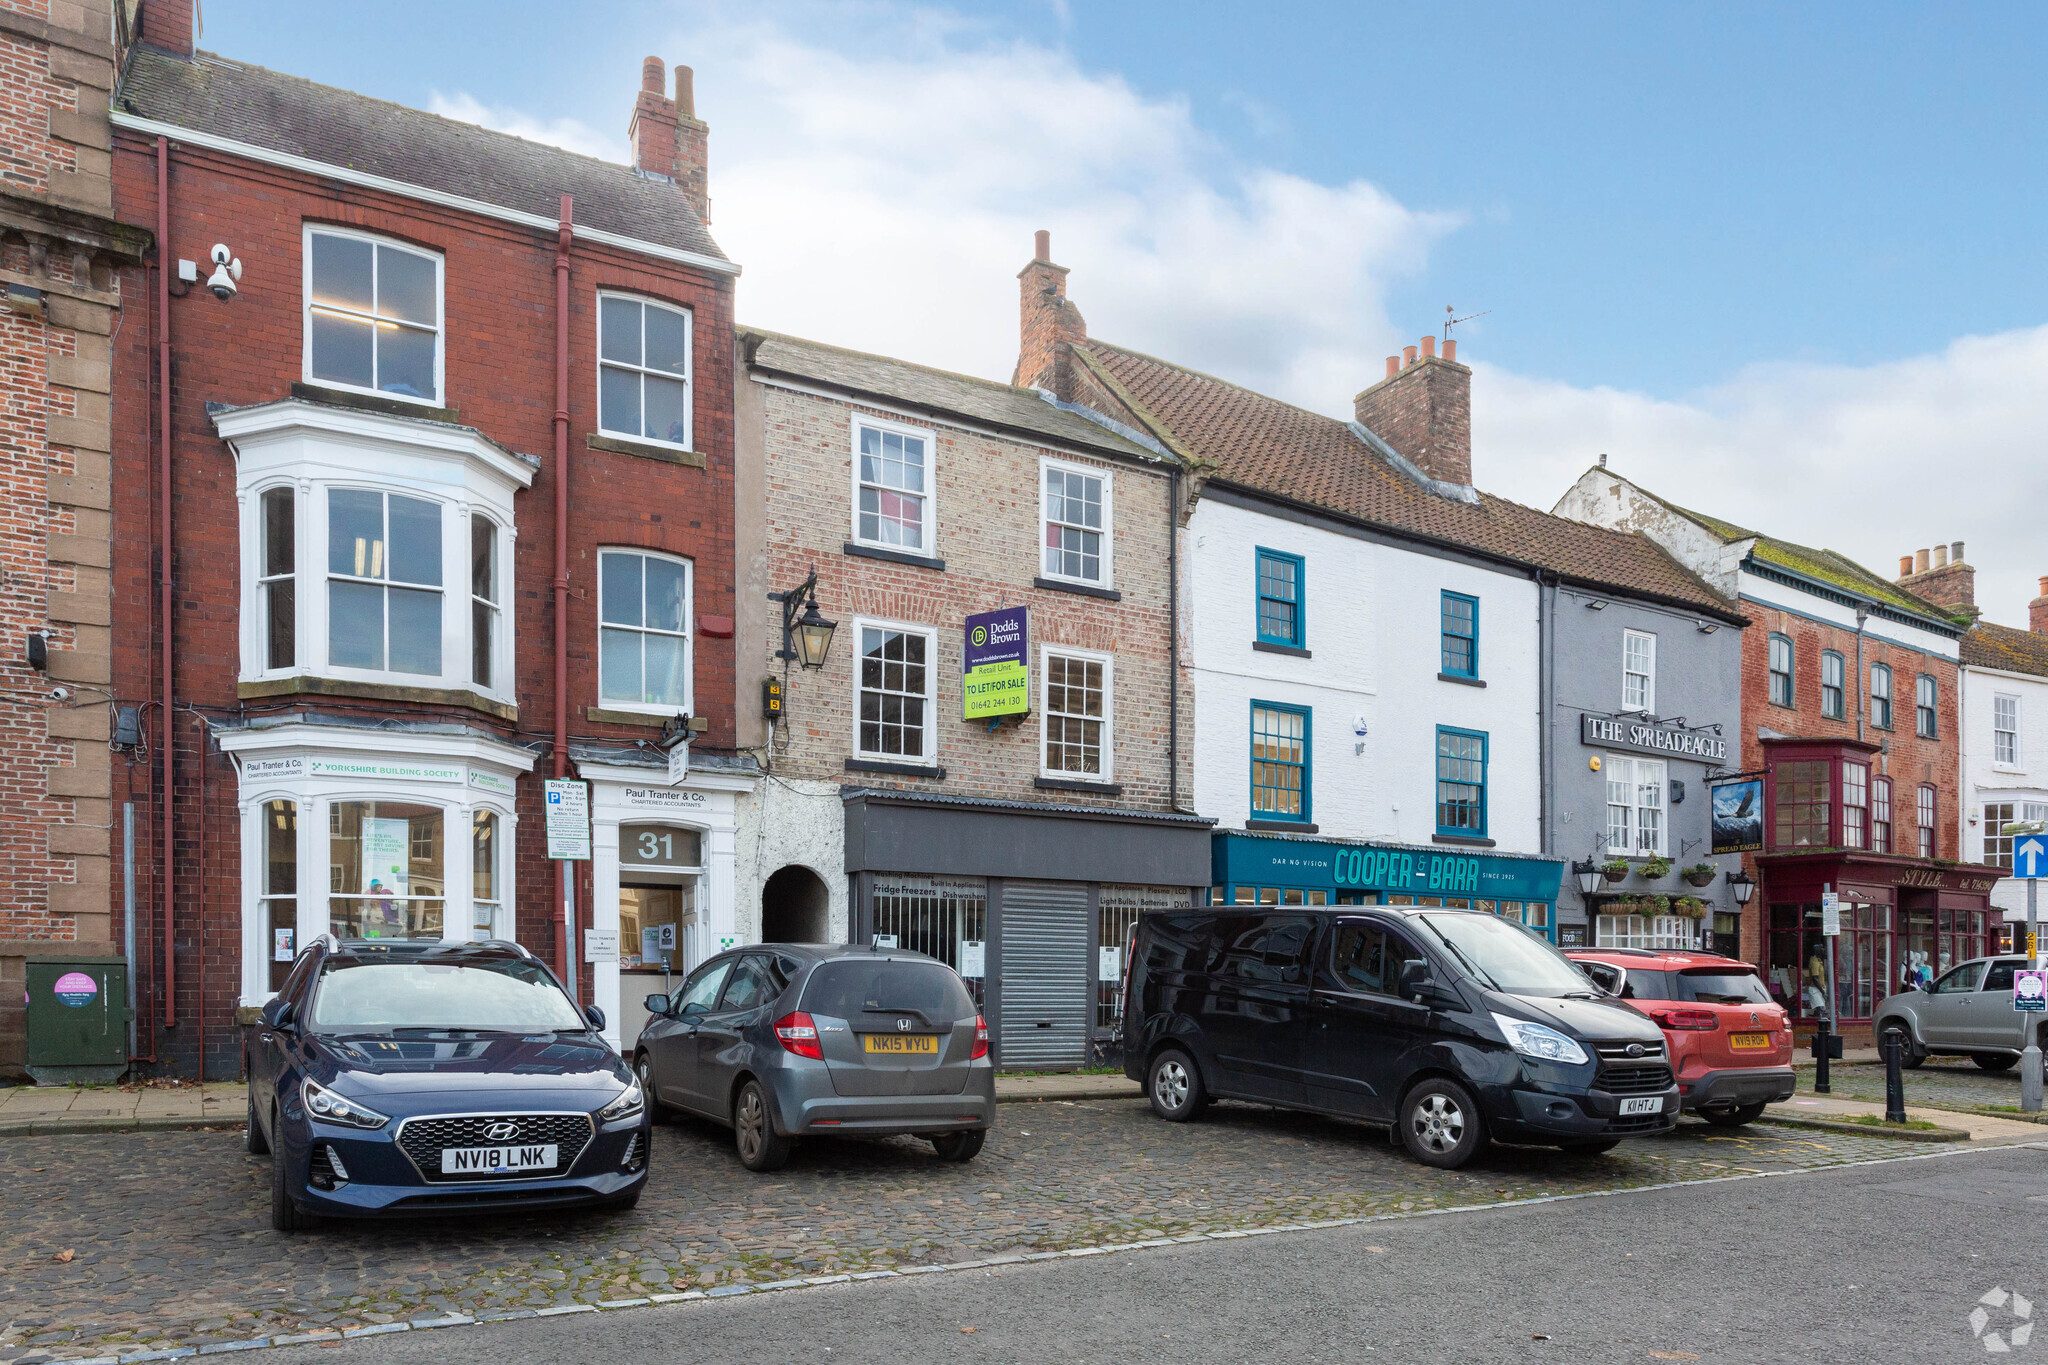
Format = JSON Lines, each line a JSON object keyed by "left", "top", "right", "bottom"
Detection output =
{"left": 1581, "top": 713, "right": 1727, "bottom": 763}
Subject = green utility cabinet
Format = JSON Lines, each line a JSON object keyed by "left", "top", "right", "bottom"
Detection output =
{"left": 26, "top": 956, "right": 130, "bottom": 1086}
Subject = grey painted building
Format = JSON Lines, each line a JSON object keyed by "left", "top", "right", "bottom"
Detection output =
{"left": 1544, "top": 582, "right": 1749, "bottom": 949}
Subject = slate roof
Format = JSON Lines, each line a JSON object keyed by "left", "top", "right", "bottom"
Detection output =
{"left": 1074, "top": 340, "right": 1745, "bottom": 620}
{"left": 119, "top": 47, "right": 726, "bottom": 263}
{"left": 743, "top": 330, "right": 1163, "bottom": 464}
{"left": 1963, "top": 621, "right": 2048, "bottom": 679}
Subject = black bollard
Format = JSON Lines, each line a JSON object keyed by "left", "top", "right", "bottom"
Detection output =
{"left": 1813, "top": 1016, "right": 1832, "bottom": 1094}
{"left": 1883, "top": 1029, "right": 1908, "bottom": 1123}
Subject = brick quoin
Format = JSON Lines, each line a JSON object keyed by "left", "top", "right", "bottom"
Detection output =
{"left": 107, "top": 111, "right": 736, "bottom": 1077}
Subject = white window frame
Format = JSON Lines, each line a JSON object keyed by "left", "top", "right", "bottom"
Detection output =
{"left": 1595, "top": 914, "right": 1698, "bottom": 951}
{"left": 322, "top": 484, "right": 450, "bottom": 683}
{"left": 848, "top": 415, "right": 937, "bottom": 555}
{"left": 1995, "top": 694, "right": 2021, "bottom": 767}
{"left": 301, "top": 224, "right": 445, "bottom": 407}
{"left": 1622, "top": 629, "right": 1656, "bottom": 713}
{"left": 595, "top": 548, "right": 696, "bottom": 718}
{"left": 595, "top": 290, "right": 694, "bottom": 452}
{"left": 1038, "top": 456, "right": 1113, "bottom": 589}
{"left": 1604, "top": 755, "right": 1667, "bottom": 857}
{"left": 1039, "top": 644, "right": 1114, "bottom": 781}
{"left": 850, "top": 617, "right": 940, "bottom": 763}
{"left": 1842, "top": 760, "right": 1868, "bottom": 850}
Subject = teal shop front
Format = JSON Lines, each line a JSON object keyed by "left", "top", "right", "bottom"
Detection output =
{"left": 1210, "top": 831, "right": 1565, "bottom": 941}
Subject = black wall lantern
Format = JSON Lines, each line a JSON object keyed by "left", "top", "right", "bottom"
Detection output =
{"left": 770, "top": 567, "right": 837, "bottom": 670}
{"left": 1726, "top": 868, "right": 1756, "bottom": 907}
{"left": 1572, "top": 858, "right": 1603, "bottom": 901}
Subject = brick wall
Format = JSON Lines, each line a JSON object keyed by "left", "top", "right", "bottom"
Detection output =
{"left": 106, "top": 130, "right": 736, "bottom": 1076}
{"left": 756, "top": 382, "right": 1180, "bottom": 810}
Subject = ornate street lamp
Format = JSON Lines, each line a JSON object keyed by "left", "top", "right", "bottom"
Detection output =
{"left": 1726, "top": 867, "right": 1756, "bottom": 907}
{"left": 1572, "top": 858, "right": 1603, "bottom": 901}
{"left": 771, "top": 567, "right": 837, "bottom": 670}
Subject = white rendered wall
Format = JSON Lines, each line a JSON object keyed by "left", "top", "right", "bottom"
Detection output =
{"left": 1963, "top": 665, "right": 2048, "bottom": 916}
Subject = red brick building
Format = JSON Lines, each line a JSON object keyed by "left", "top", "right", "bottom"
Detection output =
{"left": 1557, "top": 469, "right": 1999, "bottom": 1040}
{"left": 0, "top": 0, "right": 148, "bottom": 1077}
{"left": 104, "top": 0, "right": 745, "bottom": 1076}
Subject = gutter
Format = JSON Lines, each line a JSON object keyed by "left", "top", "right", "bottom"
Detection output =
{"left": 551, "top": 197, "right": 575, "bottom": 994}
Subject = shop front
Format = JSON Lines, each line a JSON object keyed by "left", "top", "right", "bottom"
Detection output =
{"left": 842, "top": 789, "right": 1212, "bottom": 1070}
{"left": 220, "top": 720, "right": 536, "bottom": 1010}
{"left": 1209, "top": 830, "right": 1565, "bottom": 940}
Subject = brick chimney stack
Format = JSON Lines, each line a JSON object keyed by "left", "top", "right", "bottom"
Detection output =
{"left": 137, "top": 0, "right": 196, "bottom": 56}
{"left": 1355, "top": 334, "right": 1473, "bottom": 488}
{"left": 2031, "top": 577, "right": 2048, "bottom": 635}
{"left": 1013, "top": 230, "right": 1088, "bottom": 401}
{"left": 628, "top": 57, "right": 711, "bottom": 224}
{"left": 1898, "top": 539, "right": 1979, "bottom": 621}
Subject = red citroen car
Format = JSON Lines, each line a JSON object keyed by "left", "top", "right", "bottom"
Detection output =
{"left": 1564, "top": 948, "right": 1795, "bottom": 1127}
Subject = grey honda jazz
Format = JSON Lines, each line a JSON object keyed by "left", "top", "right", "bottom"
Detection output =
{"left": 631, "top": 944, "right": 995, "bottom": 1170}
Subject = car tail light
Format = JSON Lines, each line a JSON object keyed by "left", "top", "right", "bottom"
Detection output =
{"left": 1652, "top": 1009, "right": 1719, "bottom": 1031}
{"left": 774, "top": 1011, "right": 823, "bottom": 1060}
{"left": 971, "top": 1014, "right": 990, "bottom": 1060}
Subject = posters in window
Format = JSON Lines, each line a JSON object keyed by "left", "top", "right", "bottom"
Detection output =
{"left": 360, "top": 817, "right": 409, "bottom": 938}
{"left": 1710, "top": 778, "right": 1764, "bottom": 854}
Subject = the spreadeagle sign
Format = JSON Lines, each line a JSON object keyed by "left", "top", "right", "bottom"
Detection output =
{"left": 1581, "top": 713, "right": 1728, "bottom": 763}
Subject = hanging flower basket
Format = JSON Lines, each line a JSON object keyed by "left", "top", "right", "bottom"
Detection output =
{"left": 1682, "top": 863, "right": 1717, "bottom": 888}
{"left": 1672, "top": 896, "right": 1707, "bottom": 919}
{"left": 1601, "top": 859, "right": 1630, "bottom": 883}
{"left": 1639, "top": 856, "right": 1673, "bottom": 881}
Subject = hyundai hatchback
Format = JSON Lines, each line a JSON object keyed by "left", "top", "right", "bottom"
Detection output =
{"left": 633, "top": 944, "right": 995, "bottom": 1172}
{"left": 1566, "top": 948, "right": 1794, "bottom": 1126}
{"left": 246, "top": 938, "right": 649, "bottom": 1231}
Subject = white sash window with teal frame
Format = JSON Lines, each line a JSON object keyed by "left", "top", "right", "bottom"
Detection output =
{"left": 1255, "top": 548, "right": 1304, "bottom": 648}
{"left": 1249, "top": 701, "right": 1311, "bottom": 822}
{"left": 1440, "top": 592, "right": 1478, "bottom": 678}
{"left": 1435, "top": 726, "right": 1487, "bottom": 837}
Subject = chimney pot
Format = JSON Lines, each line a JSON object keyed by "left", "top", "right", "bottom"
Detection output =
{"left": 1952, "top": 540, "right": 1965, "bottom": 564}
{"left": 1357, "top": 326, "right": 1473, "bottom": 489}
{"left": 1403, "top": 345, "right": 1419, "bottom": 368}
{"left": 2033, "top": 577, "right": 2048, "bottom": 635}
{"left": 2039, "top": 576, "right": 2048, "bottom": 596}
{"left": 1934, "top": 545, "right": 1949, "bottom": 569}
{"left": 641, "top": 56, "right": 665, "bottom": 93}
{"left": 674, "top": 65, "right": 696, "bottom": 119}
{"left": 1442, "top": 338, "right": 1457, "bottom": 363}
{"left": 1898, "top": 555, "right": 1914, "bottom": 578}
{"left": 1420, "top": 335, "right": 1437, "bottom": 359}
{"left": 1385, "top": 355, "right": 1400, "bottom": 379}
{"left": 1035, "top": 229, "right": 1051, "bottom": 262}
{"left": 1915, "top": 548, "right": 1931, "bottom": 574}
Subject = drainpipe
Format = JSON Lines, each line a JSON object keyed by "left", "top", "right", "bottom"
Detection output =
{"left": 552, "top": 197, "right": 575, "bottom": 986}
{"left": 1854, "top": 608, "right": 1868, "bottom": 743}
{"left": 1167, "top": 466, "right": 1180, "bottom": 810}
{"left": 1538, "top": 572, "right": 1555, "bottom": 854}
{"left": 156, "top": 136, "right": 176, "bottom": 1031}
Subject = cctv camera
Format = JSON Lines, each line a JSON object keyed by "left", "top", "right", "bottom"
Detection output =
{"left": 206, "top": 244, "right": 243, "bottom": 300}
{"left": 47, "top": 686, "right": 72, "bottom": 704}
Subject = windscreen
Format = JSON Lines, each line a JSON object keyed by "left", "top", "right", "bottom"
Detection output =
{"left": 310, "top": 958, "right": 585, "bottom": 1032}
{"left": 1417, "top": 912, "right": 1593, "bottom": 997}
{"left": 1677, "top": 968, "right": 1773, "bottom": 1005}
{"left": 801, "top": 959, "right": 975, "bottom": 1025}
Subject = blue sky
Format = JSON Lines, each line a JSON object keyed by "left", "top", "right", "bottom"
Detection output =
{"left": 195, "top": 0, "right": 2048, "bottom": 622}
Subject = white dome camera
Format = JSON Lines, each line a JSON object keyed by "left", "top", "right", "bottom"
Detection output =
{"left": 207, "top": 243, "right": 243, "bottom": 300}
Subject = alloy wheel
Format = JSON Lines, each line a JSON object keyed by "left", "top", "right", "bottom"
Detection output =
{"left": 1411, "top": 1092, "right": 1466, "bottom": 1154}
{"left": 1154, "top": 1058, "right": 1190, "bottom": 1112}
{"left": 737, "top": 1087, "right": 765, "bottom": 1163}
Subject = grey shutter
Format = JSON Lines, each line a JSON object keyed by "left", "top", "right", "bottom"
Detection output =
{"left": 996, "top": 880, "right": 1090, "bottom": 1068}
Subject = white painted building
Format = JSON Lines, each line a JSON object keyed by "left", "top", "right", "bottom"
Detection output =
{"left": 1960, "top": 614, "right": 2048, "bottom": 920}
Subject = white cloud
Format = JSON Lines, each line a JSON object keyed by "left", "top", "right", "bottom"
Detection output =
{"left": 433, "top": 4, "right": 2048, "bottom": 626}
{"left": 425, "top": 91, "right": 620, "bottom": 165}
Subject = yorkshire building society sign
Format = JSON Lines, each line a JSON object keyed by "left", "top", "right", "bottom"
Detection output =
{"left": 962, "top": 607, "right": 1029, "bottom": 720}
{"left": 1581, "top": 713, "right": 1728, "bottom": 763}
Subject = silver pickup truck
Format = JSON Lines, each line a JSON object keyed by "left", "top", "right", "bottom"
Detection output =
{"left": 1872, "top": 956, "right": 2042, "bottom": 1069}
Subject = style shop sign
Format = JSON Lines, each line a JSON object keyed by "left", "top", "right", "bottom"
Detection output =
{"left": 1580, "top": 714, "right": 1728, "bottom": 763}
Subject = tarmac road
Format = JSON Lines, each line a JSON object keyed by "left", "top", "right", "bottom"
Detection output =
{"left": 271, "top": 1140, "right": 2048, "bottom": 1365}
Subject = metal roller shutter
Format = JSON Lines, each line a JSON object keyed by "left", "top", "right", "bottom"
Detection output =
{"left": 996, "top": 880, "right": 1090, "bottom": 1069}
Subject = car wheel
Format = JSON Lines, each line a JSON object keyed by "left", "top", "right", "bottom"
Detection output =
{"left": 1147, "top": 1048, "right": 1208, "bottom": 1122}
{"left": 269, "top": 1107, "right": 315, "bottom": 1233}
{"left": 246, "top": 1086, "right": 269, "bottom": 1156}
{"left": 1699, "top": 1102, "right": 1768, "bottom": 1128}
{"left": 1398, "top": 1077, "right": 1489, "bottom": 1170}
{"left": 1881, "top": 1026, "right": 1926, "bottom": 1070}
{"left": 1557, "top": 1138, "right": 1622, "bottom": 1155}
{"left": 635, "top": 1053, "right": 671, "bottom": 1124}
{"left": 930, "top": 1130, "right": 986, "bottom": 1162}
{"left": 1974, "top": 1053, "right": 2019, "bottom": 1072}
{"left": 733, "top": 1080, "right": 792, "bottom": 1173}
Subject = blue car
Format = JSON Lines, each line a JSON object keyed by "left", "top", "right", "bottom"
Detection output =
{"left": 245, "top": 937, "right": 649, "bottom": 1231}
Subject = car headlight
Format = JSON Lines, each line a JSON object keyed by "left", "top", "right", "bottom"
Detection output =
{"left": 599, "top": 1078, "right": 645, "bottom": 1123}
{"left": 1491, "top": 1013, "right": 1590, "bottom": 1066}
{"left": 300, "top": 1078, "right": 390, "bottom": 1130}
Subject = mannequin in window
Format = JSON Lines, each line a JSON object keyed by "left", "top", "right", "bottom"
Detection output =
{"left": 1803, "top": 948, "right": 1829, "bottom": 1015}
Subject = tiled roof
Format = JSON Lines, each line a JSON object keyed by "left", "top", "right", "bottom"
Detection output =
{"left": 744, "top": 330, "right": 1163, "bottom": 464}
{"left": 1963, "top": 621, "right": 2048, "bottom": 678}
{"left": 1077, "top": 341, "right": 1744, "bottom": 620}
{"left": 120, "top": 48, "right": 726, "bottom": 263}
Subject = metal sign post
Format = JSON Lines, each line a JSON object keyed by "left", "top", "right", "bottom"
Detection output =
{"left": 1814, "top": 887, "right": 1841, "bottom": 1094}
{"left": 2011, "top": 821, "right": 2047, "bottom": 1112}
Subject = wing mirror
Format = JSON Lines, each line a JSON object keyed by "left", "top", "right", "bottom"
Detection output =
{"left": 643, "top": 994, "right": 671, "bottom": 1017}
{"left": 1397, "top": 959, "right": 1437, "bottom": 1003}
{"left": 259, "top": 997, "right": 296, "bottom": 1030}
{"left": 584, "top": 1004, "right": 607, "bottom": 1031}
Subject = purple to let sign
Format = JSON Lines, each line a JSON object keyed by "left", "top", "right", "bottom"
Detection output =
{"left": 963, "top": 608, "right": 1027, "bottom": 671}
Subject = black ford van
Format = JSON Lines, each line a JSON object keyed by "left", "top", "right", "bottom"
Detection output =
{"left": 1121, "top": 906, "right": 1677, "bottom": 1168}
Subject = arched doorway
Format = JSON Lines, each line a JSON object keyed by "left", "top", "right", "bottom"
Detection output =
{"left": 762, "top": 864, "right": 831, "bottom": 943}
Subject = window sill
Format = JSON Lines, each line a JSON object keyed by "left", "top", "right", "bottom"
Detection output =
{"left": 1033, "top": 576, "right": 1121, "bottom": 602}
{"left": 844, "top": 542, "right": 945, "bottom": 572}
{"left": 238, "top": 675, "right": 515, "bottom": 721}
{"left": 291, "top": 381, "right": 459, "bottom": 425}
{"left": 1438, "top": 672, "right": 1486, "bottom": 688}
{"left": 1245, "top": 819, "right": 1318, "bottom": 833}
{"left": 1035, "top": 776, "right": 1123, "bottom": 796}
{"left": 846, "top": 757, "right": 946, "bottom": 780}
{"left": 585, "top": 706, "right": 684, "bottom": 729}
{"left": 1432, "top": 833, "right": 1496, "bottom": 848}
{"left": 587, "top": 432, "right": 707, "bottom": 468}
{"left": 1253, "top": 640, "right": 1311, "bottom": 658}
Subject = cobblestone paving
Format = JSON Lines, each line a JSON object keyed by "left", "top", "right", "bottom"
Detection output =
{"left": 1797, "top": 1058, "right": 2048, "bottom": 1114}
{"left": 0, "top": 1099, "right": 2019, "bottom": 1361}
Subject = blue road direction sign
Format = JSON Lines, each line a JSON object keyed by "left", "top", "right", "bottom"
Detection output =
{"left": 2016, "top": 969, "right": 2048, "bottom": 1013}
{"left": 2016, "top": 834, "right": 2047, "bottom": 880}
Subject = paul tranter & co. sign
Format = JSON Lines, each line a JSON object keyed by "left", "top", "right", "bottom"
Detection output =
{"left": 1580, "top": 713, "right": 1727, "bottom": 763}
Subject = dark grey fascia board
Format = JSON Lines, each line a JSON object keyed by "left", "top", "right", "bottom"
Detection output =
{"left": 1741, "top": 558, "right": 1961, "bottom": 639}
